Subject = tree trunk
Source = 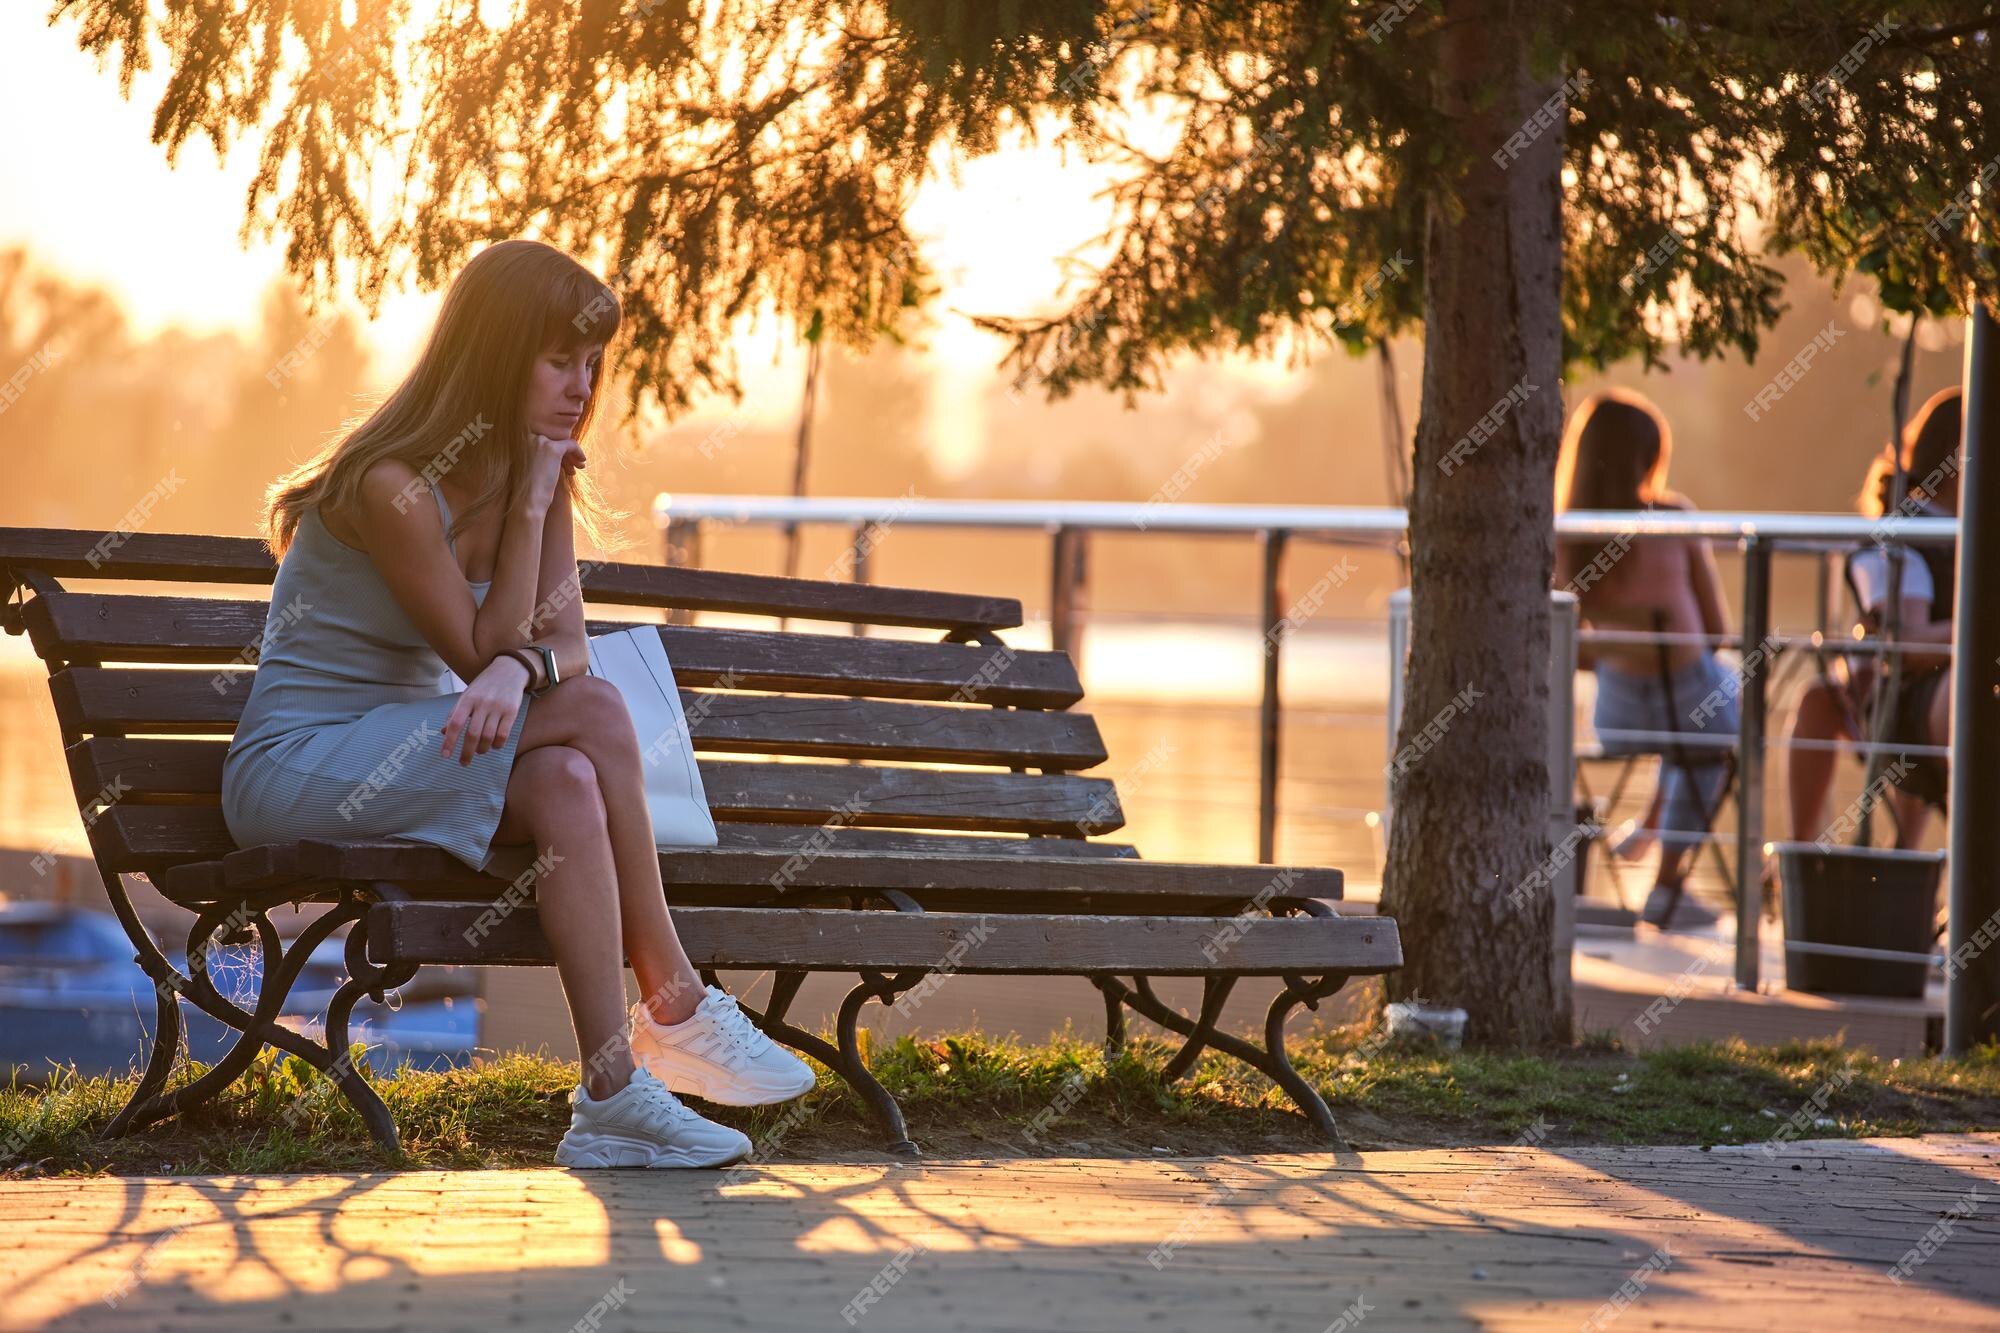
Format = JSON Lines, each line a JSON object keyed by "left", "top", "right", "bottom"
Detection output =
{"left": 1379, "top": 0, "right": 1569, "bottom": 1046}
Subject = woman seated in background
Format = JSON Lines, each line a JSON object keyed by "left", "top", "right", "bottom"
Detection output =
{"left": 1555, "top": 388, "right": 1736, "bottom": 932}
{"left": 1786, "top": 385, "right": 1959, "bottom": 851}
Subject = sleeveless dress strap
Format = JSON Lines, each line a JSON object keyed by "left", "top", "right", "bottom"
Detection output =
{"left": 430, "top": 481, "right": 456, "bottom": 553}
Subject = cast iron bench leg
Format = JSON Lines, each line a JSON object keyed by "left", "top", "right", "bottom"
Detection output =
{"left": 1160, "top": 974, "right": 1237, "bottom": 1082}
{"left": 101, "top": 883, "right": 324, "bottom": 1142}
{"left": 1091, "top": 975, "right": 1127, "bottom": 1055}
{"left": 730, "top": 967, "right": 924, "bottom": 1159}
{"left": 1099, "top": 971, "right": 1355, "bottom": 1151}
{"left": 98, "top": 867, "right": 189, "bottom": 1142}
{"left": 101, "top": 881, "right": 412, "bottom": 1155}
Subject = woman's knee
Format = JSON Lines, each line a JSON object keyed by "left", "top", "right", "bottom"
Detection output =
{"left": 1792, "top": 679, "right": 1844, "bottom": 734}
{"left": 1658, "top": 761, "right": 1727, "bottom": 830}
{"left": 519, "top": 673, "right": 639, "bottom": 753}
{"left": 1928, "top": 668, "right": 1953, "bottom": 745}
{"left": 511, "top": 744, "right": 607, "bottom": 828}
{"left": 540, "top": 674, "right": 636, "bottom": 734}
{"left": 555, "top": 675, "right": 648, "bottom": 766}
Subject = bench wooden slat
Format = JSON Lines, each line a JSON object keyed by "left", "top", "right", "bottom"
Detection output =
{"left": 66, "top": 738, "right": 1123, "bottom": 835}
{"left": 157, "top": 828, "right": 1138, "bottom": 899}
{"left": 103, "top": 807, "right": 1136, "bottom": 877}
{"left": 160, "top": 841, "right": 1324, "bottom": 911}
{"left": 717, "top": 823, "right": 1136, "bottom": 858}
{"left": 90, "top": 806, "right": 238, "bottom": 871}
{"left": 25, "top": 595, "right": 1081, "bottom": 705}
{"left": 50, "top": 667, "right": 1109, "bottom": 769}
{"left": 582, "top": 561, "right": 1023, "bottom": 630}
{"left": 0, "top": 527, "right": 1022, "bottom": 629}
{"left": 645, "top": 624, "right": 1077, "bottom": 705}
{"left": 367, "top": 902, "right": 1402, "bottom": 975}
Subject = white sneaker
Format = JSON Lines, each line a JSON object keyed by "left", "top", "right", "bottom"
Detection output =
{"left": 554, "top": 1066, "right": 751, "bottom": 1168}
{"left": 631, "top": 985, "right": 817, "bottom": 1106}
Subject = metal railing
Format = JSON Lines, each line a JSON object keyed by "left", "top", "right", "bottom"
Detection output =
{"left": 653, "top": 494, "right": 1960, "bottom": 991}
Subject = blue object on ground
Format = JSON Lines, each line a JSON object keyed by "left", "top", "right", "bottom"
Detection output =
{"left": 0, "top": 902, "right": 476, "bottom": 1083}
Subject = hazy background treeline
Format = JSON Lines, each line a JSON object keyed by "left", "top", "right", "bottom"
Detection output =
{"left": 0, "top": 242, "right": 1965, "bottom": 627}
{"left": 0, "top": 241, "right": 1965, "bottom": 887}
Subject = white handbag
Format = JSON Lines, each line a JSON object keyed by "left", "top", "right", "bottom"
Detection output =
{"left": 441, "top": 626, "right": 719, "bottom": 848}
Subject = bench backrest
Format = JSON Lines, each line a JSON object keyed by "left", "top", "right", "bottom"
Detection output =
{"left": 0, "top": 526, "right": 1128, "bottom": 881}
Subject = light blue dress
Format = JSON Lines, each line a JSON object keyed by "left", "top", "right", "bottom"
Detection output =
{"left": 220, "top": 482, "right": 534, "bottom": 875}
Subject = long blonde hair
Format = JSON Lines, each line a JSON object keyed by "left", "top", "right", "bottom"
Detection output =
{"left": 262, "top": 239, "right": 633, "bottom": 560}
{"left": 1554, "top": 387, "right": 1672, "bottom": 514}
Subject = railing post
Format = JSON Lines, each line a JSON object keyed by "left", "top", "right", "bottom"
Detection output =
{"left": 848, "top": 520, "right": 878, "bottom": 638}
{"left": 1813, "top": 546, "right": 1832, "bottom": 636}
{"left": 1947, "top": 293, "right": 2000, "bottom": 1052}
{"left": 1049, "top": 525, "right": 1089, "bottom": 670}
{"left": 1735, "top": 535, "right": 1771, "bottom": 991}
{"left": 1257, "top": 528, "right": 1289, "bottom": 864}
{"left": 662, "top": 517, "right": 703, "bottom": 627}
{"left": 663, "top": 516, "right": 702, "bottom": 568}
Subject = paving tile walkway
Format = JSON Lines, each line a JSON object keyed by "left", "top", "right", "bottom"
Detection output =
{"left": 2, "top": 1135, "right": 1995, "bottom": 1331}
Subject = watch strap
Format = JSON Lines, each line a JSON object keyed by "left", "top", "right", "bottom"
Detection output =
{"left": 498, "top": 647, "right": 541, "bottom": 694}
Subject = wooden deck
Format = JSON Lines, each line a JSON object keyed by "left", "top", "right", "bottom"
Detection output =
{"left": 1570, "top": 916, "right": 1937, "bottom": 1057}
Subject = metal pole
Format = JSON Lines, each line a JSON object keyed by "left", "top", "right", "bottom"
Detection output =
{"left": 1946, "top": 297, "right": 2000, "bottom": 1052}
{"left": 1814, "top": 551, "right": 1831, "bottom": 639}
{"left": 1048, "top": 520, "right": 1096, "bottom": 664}
{"left": 662, "top": 518, "right": 703, "bottom": 627}
{"left": 1734, "top": 536, "right": 1770, "bottom": 991}
{"left": 1049, "top": 525, "right": 1081, "bottom": 660}
{"left": 848, "top": 520, "right": 877, "bottom": 637}
{"left": 1257, "top": 528, "right": 1288, "bottom": 864}
{"left": 664, "top": 517, "right": 702, "bottom": 568}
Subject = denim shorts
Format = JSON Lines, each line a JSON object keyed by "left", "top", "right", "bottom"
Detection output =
{"left": 1592, "top": 652, "right": 1739, "bottom": 855}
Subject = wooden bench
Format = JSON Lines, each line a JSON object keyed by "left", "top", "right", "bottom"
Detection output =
{"left": 0, "top": 525, "right": 1401, "bottom": 1156}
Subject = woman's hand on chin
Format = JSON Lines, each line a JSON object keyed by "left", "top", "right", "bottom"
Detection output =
{"left": 523, "top": 432, "right": 585, "bottom": 513}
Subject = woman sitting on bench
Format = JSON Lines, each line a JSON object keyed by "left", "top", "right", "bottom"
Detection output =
{"left": 1786, "top": 385, "right": 1959, "bottom": 850}
{"left": 1556, "top": 388, "right": 1736, "bottom": 932}
{"left": 221, "top": 238, "right": 813, "bottom": 1169}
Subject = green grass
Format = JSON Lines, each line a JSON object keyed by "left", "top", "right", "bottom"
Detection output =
{"left": 4, "top": 1026, "right": 1998, "bottom": 1176}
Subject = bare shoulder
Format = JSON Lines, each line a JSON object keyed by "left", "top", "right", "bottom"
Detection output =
{"left": 334, "top": 459, "right": 437, "bottom": 550}
{"left": 355, "top": 458, "right": 427, "bottom": 515}
{"left": 1653, "top": 492, "right": 1702, "bottom": 559}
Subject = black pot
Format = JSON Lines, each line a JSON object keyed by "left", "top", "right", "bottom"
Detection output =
{"left": 1773, "top": 842, "right": 1943, "bottom": 997}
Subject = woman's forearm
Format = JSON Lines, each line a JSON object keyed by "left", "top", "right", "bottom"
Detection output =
{"left": 1692, "top": 540, "right": 1732, "bottom": 639}
{"left": 472, "top": 503, "right": 548, "bottom": 661}
{"left": 526, "top": 634, "right": 591, "bottom": 685}
{"left": 1894, "top": 617, "right": 1956, "bottom": 661}
{"left": 496, "top": 634, "right": 591, "bottom": 695}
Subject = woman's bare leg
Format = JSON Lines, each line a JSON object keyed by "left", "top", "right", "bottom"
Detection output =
{"left": 1927, "top": 665, "right": 1954, "bottom": 755}
{"left": 490, "top": 743, "right": 634, "bottom": 1100}
{"left": 505, "top": 675, "right": 703, "bottom": 1027}
{"left": 1867, "top": 669, "right": 1951, "bottom": 850}
{"left": 1612, "top": 784, "right": 1663, "bottom": 861}
{"left": 1890, "top": 665, "right": 1956, "bottom": 851}
{"left": 1787, "top": 680, "right": 1850, "bottom": 842}
{"left": 1891, "top": 791, "right": 1932, "bottom": 850}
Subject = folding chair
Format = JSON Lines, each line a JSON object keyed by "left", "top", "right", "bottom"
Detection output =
{"left": 1573, "top": 612, "right": 1739, "bottom": 913}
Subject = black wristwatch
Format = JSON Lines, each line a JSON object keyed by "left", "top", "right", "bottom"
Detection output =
{"left": 499, "top": 648, "right": 542, "bottom": 694}
{"left": 527, "top": 643, "right": 560, "bottom": 697}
